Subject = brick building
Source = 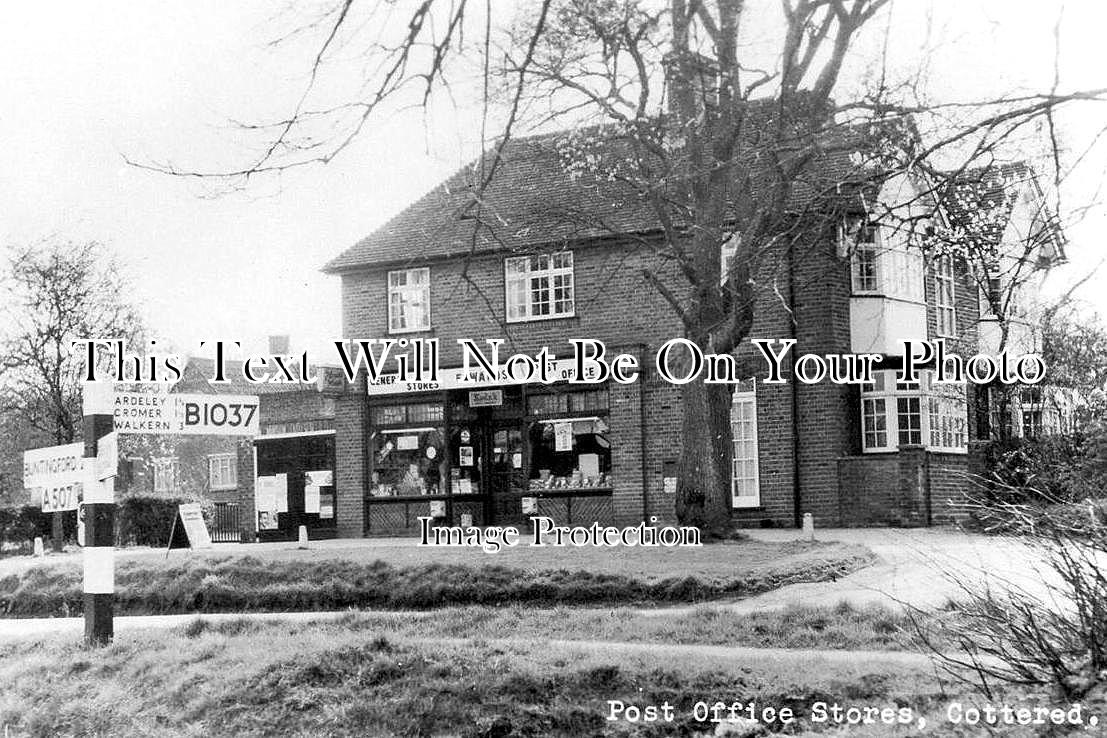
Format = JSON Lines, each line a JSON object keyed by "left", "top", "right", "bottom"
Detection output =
{"left": 322, "top": 130, "right": 1063, "bottom": 534}
{"left": 117, "top": 345, "right": 345, "bottom": 542}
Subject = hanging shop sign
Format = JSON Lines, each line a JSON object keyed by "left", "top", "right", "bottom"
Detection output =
{"left": 468, "top": 389, "right": 503, "bottom": 407}
{"left": 112, "top": 389, "right": 259, "bottom": 435}
{"left": 23, "top": 442, "right": 86, "bottom": 512}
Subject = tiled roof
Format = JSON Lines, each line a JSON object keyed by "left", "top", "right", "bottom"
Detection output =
{"left": 184, "top": 358, "right": 320, "bottom": 395}
{"left": 323, "top": 130, "right": 660, "bottom": 272}
{"left": 323, "top": 111, "right": 1046, "bottom": 272}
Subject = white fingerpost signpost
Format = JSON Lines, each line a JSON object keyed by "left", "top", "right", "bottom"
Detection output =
{"left": 82, "top": 381, "right": 116, "bottom": 646}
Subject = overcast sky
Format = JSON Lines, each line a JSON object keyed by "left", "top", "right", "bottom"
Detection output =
{"left": 2, "top": 1, "right": 1105, "bottom": 362}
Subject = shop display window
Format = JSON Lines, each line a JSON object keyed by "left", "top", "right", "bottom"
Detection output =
{"left": 370, "top": 427, "right": 447, "bottom": 497}
{"left": 526, "top": 416, "right": 611, "bottom": 491}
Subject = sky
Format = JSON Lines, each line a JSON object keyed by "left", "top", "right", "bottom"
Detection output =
{"left": 2, "top": 1, "right": 1105, "bottom": 363}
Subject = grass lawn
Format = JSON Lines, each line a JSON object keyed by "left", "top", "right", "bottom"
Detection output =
{"left": 0, "top": 610, "right": 1058, "bottom": 737}
{"left": 0, "top": 539, "right": 873, "bottom": 617}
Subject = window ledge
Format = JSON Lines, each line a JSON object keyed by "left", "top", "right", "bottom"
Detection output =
{"left": 505, "top": 313, "right": 578, "bottom": 325}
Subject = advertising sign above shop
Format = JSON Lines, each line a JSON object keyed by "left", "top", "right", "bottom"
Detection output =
{"left": 365, "top": 357, "right": 603, "bottom": 396}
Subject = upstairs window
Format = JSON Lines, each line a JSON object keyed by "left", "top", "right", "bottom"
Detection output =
{"left": 935, "top": 255, "right": 957, "bottom": 337}
{"left": 505, "top": 252, "right": 574, "bottom": 322}
{"left": 842, "top": 217, "right": 925, "bottom": 302}
{"left": 388, "top": 268, "right": 431, "bottom": 333}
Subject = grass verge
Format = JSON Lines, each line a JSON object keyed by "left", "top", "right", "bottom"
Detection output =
{"left": 0, "top": 614, "right": 1044, "bottom": 737}
{"left": 0, "top": 541, "right": 873, "bottom": 617}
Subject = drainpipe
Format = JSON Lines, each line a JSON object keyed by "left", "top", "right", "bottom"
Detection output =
{"left": 789, "top": 244, "right": 803, "bottom": 529}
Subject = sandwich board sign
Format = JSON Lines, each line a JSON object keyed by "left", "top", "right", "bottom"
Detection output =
{"left": 165, "top": 503, "right": 213, "bottom": 555}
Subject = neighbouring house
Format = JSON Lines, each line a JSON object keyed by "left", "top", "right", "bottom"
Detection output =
{"left": 320, "top": 115, "right": 1065, "bottom": 534}
{"left": 115, "top": 338, "right": 345, "bottom": 542}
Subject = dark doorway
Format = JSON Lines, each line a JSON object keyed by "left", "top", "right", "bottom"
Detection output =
{"left": 254, "top": 432, "right": 337, "bottom": 542}
{"left": 484, "top": 420, "right": 526, "bottom": 525}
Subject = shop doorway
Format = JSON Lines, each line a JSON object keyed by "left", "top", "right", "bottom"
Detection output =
{"left": 254, "top": 432, "right": 337, "bottom": 542}
{"left": 484, "top": 420, "right": 526, "bottom": 526}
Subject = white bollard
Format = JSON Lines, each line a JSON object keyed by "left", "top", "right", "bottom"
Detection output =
{"left": 297, "top": 525, "right": 309, "bottom": 547}
{"left": 802, "top": 513, "right": 815, "bottom": 541}
{"left": 33, "top": 537, "right": 45, "bottom": 557}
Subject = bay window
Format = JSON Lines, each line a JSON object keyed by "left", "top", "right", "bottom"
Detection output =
{"left": 861, "top": 370, "right": 967, "bottom": 453}
{"left": 935, "top": 255, "right": 957, "bottom": 337}
{"left": 842, "top": 217, "right": 925, "bottom": 301}
{"left": 505, "top": 251, "right": 574, "bottom": 321}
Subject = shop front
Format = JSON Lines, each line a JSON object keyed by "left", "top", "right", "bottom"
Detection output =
{"left": 364, "top": 382, "right": 615, "bottom": 535}
{"left": 254, "top": 430, "right": 338, "bottom": 541}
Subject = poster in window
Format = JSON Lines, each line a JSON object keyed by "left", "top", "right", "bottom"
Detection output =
{"left": 255, "top": 475, "right": 277, "bottom": 512}
{"left": 429, "top": 499, "right": 446, "bottom": 518}
{"left": 554, "top": 422, "right": 572, "bottom": 452}
{"left": 274, "top": 473, "right": 289, "bottom": 513}
{"left": 305, "top": 470, "right": 333, "bottom": 487}
{"left": 258, "top": 510, "right": 278, "bottom": 530}
{"left": 319, "top": 489, "right": 334, "bottom": 519}
{"left": 521, "top": 496, "right": 537, "bottom": 514}
{"left": 459, "top": 446, "right": 474, "bottom": 466}
{"left": 397, "top": 435, "right": 419, "bottom": 450}
{"left": 304, "top": 484, "right": 320, "bottom": 514}
{"left": 579, "top": 453, "right": 600, "bottom": 479}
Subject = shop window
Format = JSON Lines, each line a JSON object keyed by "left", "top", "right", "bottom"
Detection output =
{"left": 731, "top": 390, "right": 760, "bottom": 508}
{"left": 861, "top": 370, "right": 967, "bottom": 453}
{"left": 527, "top": 416, "right": 611, "bottom": 490}
{"left": 208, "top": 453, "right": 237, "bottom": 490}
{"left": 526, "top": 389, "right": 608, "bottom": 416}
{"left": 370, "top": 402, "right": 444, "bottom": 426}
{"left": 153, "top": 457, "right": 178, "bottom": 494}
{"left": 388, "top": 268, "right": 431, "bottom": 333}
{"left": 370, "top": 427, "right": 447, "bottom": 497}
{"left": 505, "top": 251, "right": 574, "bottom": 322}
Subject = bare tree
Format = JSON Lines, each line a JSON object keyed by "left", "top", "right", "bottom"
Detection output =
{"left": 133, "top": 1, "right": 1106, "bottom": 533}
{"left": 1, "top": 240, "right": 144, "bottom": 445}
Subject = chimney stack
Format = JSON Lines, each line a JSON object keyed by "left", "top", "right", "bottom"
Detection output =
{"left": 269, "top": 335, "right": 290, "bottom": 355}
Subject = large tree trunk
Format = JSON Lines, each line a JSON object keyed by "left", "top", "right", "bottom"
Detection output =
{"left": 675, "top": 371, "right": 734, "bottom": 536}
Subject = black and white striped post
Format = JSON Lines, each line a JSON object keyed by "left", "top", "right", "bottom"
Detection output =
{"left": 82, "top": 381, "right": 115, "bottom": 645}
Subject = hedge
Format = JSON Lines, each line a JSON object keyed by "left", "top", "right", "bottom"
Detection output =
{"left": 0, "top": 496, "right": 188, "bottom": 552}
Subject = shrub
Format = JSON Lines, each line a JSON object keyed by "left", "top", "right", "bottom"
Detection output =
{"left": 115, "top": 496, "right": 189, "bottom": 547}
{"left": 925, "top": 486, "right": 1107, "bottom": 706}
{"left": 0, "top": 506, "right": 78, "bottom": 552}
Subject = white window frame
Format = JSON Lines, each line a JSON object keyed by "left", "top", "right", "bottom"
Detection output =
{"left": 842, "top": 217, "right": 925, "bottom": 302}
{"left": 935, "top": 255, "right": 957, "bottom": 337}
{"left": 860, "top": 370, "right": 967, "bottom": 454}
{"left": 504, "top": 251, "right": 575, "bottom": 322}
{"left": 387, "top": 267, "right": 431, "bottom": 333}
{"left": 730, "top": 389, "right": 760, "bottom": 508}
{"left": 208, "top": 453, "right": 238, "bottom": 491}
{"left": 153, "top": 457, "right": 179, "bottom": 494}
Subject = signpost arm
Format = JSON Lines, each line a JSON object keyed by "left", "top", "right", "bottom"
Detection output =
{"left": 82, "top": 381, "right": 115, "bottom": 646}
